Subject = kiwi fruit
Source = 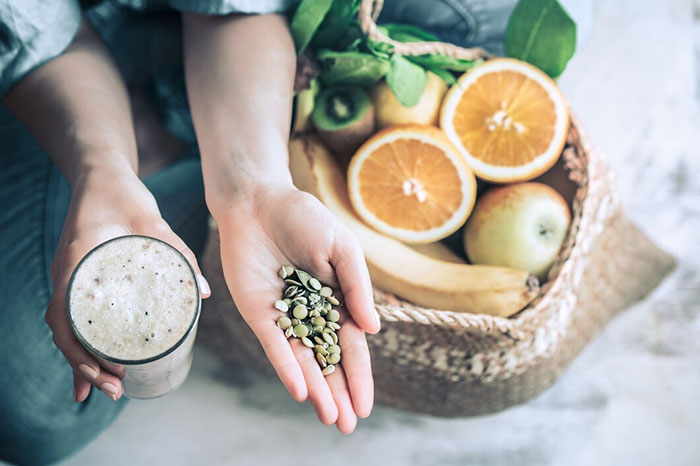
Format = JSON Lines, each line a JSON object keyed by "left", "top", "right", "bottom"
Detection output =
{"left": 311, "top": 86, "right": 375, "bottom": 165}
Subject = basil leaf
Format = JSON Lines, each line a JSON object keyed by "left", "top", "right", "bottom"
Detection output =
{"left": 505, "top": 0, "right": 576, "bottom": 78}
{"left": 290, "top": 0, "right": 334, "bottom": 54}
{"left": 380, "top": 23, "right": 439, "bottom": 42}
{"left": 317, "top": 50, "right": 390, "bottom": 86}
{"left": 386, "top": 54, "right": 427, "bottom": 107}
{"left": 407, "top": 54, "right": 479, "bottom": 72}
{"left": 312, "top": 0, "right": 361, "bottom": 49}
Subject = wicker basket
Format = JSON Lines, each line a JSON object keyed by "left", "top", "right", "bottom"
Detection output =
{"left": 197, "top": 0, "right": 676, "bottom": 416}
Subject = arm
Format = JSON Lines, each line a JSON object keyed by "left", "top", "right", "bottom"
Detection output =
{"left": 182, "top": 13, "right": 380, "bottom": 433}
{"left": 4, "top": 17, "right": 207, "bottom": 402}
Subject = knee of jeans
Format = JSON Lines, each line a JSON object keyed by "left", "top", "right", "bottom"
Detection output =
{"left": 0, "top": 389, "right": 126, "bottom": 465}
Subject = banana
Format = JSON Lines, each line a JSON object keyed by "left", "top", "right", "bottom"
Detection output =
{"left": 288, "top": 135, "right": 540, "bottom": 317}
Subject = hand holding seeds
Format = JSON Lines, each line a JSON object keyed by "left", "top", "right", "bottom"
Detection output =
{"left": 215, "top": 187, "right": 380, "bottom": 434}
{"left": 276, "top": 266, "right": 344, "bottom": 376}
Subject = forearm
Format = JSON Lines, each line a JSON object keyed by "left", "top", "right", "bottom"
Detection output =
{"left": 182, "top": 13, "right": 296, "bottom": 217}
{"left": 3, "top": 17, "right": 138, "bottom": 187}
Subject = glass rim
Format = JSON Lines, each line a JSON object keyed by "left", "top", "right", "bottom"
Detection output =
{"left": 65, "top": 234, "right": 201, "bottom": 366}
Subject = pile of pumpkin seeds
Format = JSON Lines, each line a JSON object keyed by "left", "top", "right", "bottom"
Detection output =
{"left": 275, "top": 265, "right": 342, "bottom": 376}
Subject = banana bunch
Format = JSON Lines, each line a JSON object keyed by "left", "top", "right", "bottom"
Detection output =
{"left": 288, "top": 135, "right": 539, "bottom": 317}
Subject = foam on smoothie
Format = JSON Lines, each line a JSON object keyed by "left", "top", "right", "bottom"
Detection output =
{"left": 68, "top": 236, "right": 199, "bottom": 361}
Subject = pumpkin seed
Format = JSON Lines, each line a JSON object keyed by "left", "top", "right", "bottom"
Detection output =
{"left": 327, "top": 309, "right": 340, "bottom": 322}
{"left": 314, "top": 345, "right": 329, "bottom": 356}
{"left": 316, "top": 353, "right": 327, "bottom": 368}
{"left": 277, "top": 316, "right": 292, "bottom": 330}
{"left": 312, "top": 316, "right": 326, "bottom": 327}
{"left": 322, "top": 332, "right": 334, "bottom": 345}
{"left": 292, "top": 304, "right": 308, "bottom": 319}
{"left": 301, "top": 337, "right": 314, "bottom": 348}
{"left": 274, "top": 300, "right": 289, "bottom": 313}
{"left": 327, "top": 295, "right": 340, "bottom": 306}
{"left": 284, "top": 286, "right": 298, "bottom": 298}
{"left": 314, "top": 336, "right": 325, "bottom": 345}
{"left": 326, "top": 353, "right": 340, "bottom": 365}
{"left": 321, "top": 365, "right": 335, "bottom": 376}
{"left": 327, "top": 344, "right": 340, "bottom": 354}
{"left": 291, "top": 318, "right": 300, "bottom": 326}
{"left": 319, "top": 286, "right": 332, "bottom": 298}
{"left": 293, "top": 324, "right": 309, "bottom": 338}
{"left": 308, "top": 277, "right": 322, "bottom": 290}
{"left": 284, "top": 278, "right": 302, "bottom": 287}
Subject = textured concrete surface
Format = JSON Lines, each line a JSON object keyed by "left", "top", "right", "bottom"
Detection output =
{"left": 41, "top": 0, "right": 700, "bottom": 464}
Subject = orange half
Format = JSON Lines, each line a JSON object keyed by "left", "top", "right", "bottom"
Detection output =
{"left": 347, "top": 125, "right": 477, "bottom": 244}
{"left": 440, "top": 58, "right": 570, "bottom": 183}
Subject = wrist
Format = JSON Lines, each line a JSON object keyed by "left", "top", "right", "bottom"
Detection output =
{"left": 207, "top": 173, "right": 295, "bottom": 223}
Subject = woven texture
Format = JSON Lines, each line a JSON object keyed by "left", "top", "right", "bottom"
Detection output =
{"left": 196, "top": 0, "right": 676, "bottom": 416}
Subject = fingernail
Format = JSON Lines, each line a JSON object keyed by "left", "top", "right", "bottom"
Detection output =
{"left": 197, "top": 274, "right": 211, "bottom": 296}
{"left": 79, "top": 363, "right": 98, "bottom": 379}
{"left": 374, "top": 308, "right": 381, "bottom": 331}
{"left": 100, "top": 383, "right": 118, "bottom": 400}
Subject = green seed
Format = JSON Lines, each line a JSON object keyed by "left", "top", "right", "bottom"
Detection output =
{"left": 322, "top": 327, "right": 334, "bottom": 334}
{"left": 278, "top": 266, "right": 289, "bottom": 279}
{"left": 295, "top": 269, "right": 312, "bottom": 287}
{"left": 312, "top": 325, "right": 324, "bottom": 334}
{"left": 327, "top": 309, "right": 340, "bottom": 322}
{"left": 314, "top": 345, "right": 328, "bottom": 356}
{"left": 322, "top": 365, "right": 335, "bottom": 376}
{"left": 330, "top": 332, "right": 338, "bottom": 344}
{"left": 309, "top": 277, "right": 322, "bottom": 290}
{"left": 309, "top": 310, "right": 320, "bottom": 318}
{"left": 293, "top": 324, "right": 309, "bottom": 338}
{"left": 301, "top": 337, "right": 314, "bottom": 348}
{"left": 326, "top": 353, "right": 340, "bottom": 365}
{"left": 322, "top": 332, "right": 334, "bottom": 345}
{"left": 284, "top": 327, "right": 294, "bottom": 339}
{"left": 283, "top": 298, "right": 292, "bottom": 306}
{"left": 327, "top": 322, "right": 341, "bottom": 331}
{"left": 316, "top": 352, "right": 327, "bottom": 368}
{"left": 327, "top": 295, "right": 340, "bottom": 306}
{"left": 314, "top": 336, "right": 325, "bottom": 345}
{"left": 291, "top": 318, "right": 300, "bottom": 326}
{"left": 277, "top": 316, "right": 292, "bottom": 330}
{"left": 327, "top": 344, "right": 340, "bottom": 354}
{"left": 319, "top": 286, "right": 332, "bottom": 298}
{"left": 312, "top": 316, "right": 326, "bottom": 327}
{"left": 292, "top": 304, "right": 308, "bottom": 319}
{"left": 274, "top": 300, "right": 289, "bottom": 313}
{"left": 291, "top": 296, "right": 308, "bottom": 306}
{"left": 284, "top": 286, "right": 298, "bottom": 298}
{"left": 323, "top": 301, "right": 332, "bottom": 311}
{"left": 284, "top": 279, "right": 302, "bottom": 287}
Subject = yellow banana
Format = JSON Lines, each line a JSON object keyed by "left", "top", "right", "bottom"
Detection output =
{"left": 288, "top": 135, "right": 539, "bottom": 317}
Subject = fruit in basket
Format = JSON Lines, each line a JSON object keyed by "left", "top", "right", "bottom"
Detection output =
{"left": 311, "top": 86, "right": 375, "bottom": 160}
{"left": 288, "top": 134, "right": 539, "bottom": 317}
{"left": 440, "top": 58, "right": 570, "bottom": 183}
{"left": 347, "top": 125, "right": 477, "bottom": 244}
{"left": 464, "top": 182, "right": 571, "bottom": 281}
{"left": 373, "top": 71, "right": 448, "bottom": 129}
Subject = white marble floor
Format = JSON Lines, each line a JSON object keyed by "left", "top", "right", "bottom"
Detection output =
{"left": 58, "top": 0, "right": 700, "bottom": 465}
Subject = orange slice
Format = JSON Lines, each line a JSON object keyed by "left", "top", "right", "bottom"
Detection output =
{"left": 440, "top": 58, "right": 570, "bottom": 183}
{"left": 347, "top": 125, "right": 477, "bottom": 244}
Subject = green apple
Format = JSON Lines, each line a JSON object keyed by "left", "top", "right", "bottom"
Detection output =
{"left": 464, "top": 182, "right": 571, "bottom": 281}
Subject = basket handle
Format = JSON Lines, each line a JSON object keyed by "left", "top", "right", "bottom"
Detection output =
{"left": 358, "top": 0, "right": 492, "bottom": 60}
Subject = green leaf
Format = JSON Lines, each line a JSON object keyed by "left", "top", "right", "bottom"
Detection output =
{"left": 312, "top": 0, "right": 361, "bottom": 49}
{"left": 379, "top": 23, "right": 439, "bottom": 43}
{"left": 290, "top": 0, "right": 334, "bottom": 54}
{"left": 407, "top": 54, "right": 480, "bottom": 72}
{"left": 426, "top": 67, "right": 457, "bottom": 86}
{"left": 317, "top": 50, "right": 390, "bottom": 86}
{"left": 504, "top": 0, "right": 576, "bottom": 78}
{"left": 386, "top": 54, "right": 427, "bottom": 107}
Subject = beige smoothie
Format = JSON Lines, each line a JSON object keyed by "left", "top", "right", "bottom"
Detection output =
{"left": 67, "top": 235, "right": 200, "bottom": 398}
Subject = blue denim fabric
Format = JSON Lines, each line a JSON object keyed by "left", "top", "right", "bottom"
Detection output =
{"left": 0, "top": 105, "right": 207, "bottom": 465}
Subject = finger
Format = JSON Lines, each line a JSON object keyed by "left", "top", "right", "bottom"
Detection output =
{"left": 337, "top": 321, "right": 374, "bottom": 418}
{"left": 326, "top": 365, "right": 358, "bottom": 434}
{"left": 73, "top": 371, "right": 91, "bottom": 402}
{"left": 247, "top": 317, "right": 307, "bottom": 402}
{"left": 290, "top": 340, "right": 338, "bottom": 426}
{"left": 331, "top": 231, "right": 380, "bottom": 334}
{"left": 47, "top": 302, "right": 124, "bottom": 400}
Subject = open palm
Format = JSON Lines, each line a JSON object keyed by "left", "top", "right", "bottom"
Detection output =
{"left": 216, "top": 186, "right": 380, "bottom": 433}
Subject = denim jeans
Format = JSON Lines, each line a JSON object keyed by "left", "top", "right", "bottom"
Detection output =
{"left": 0, "top": 105, "right": 208, "bottom": 465}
